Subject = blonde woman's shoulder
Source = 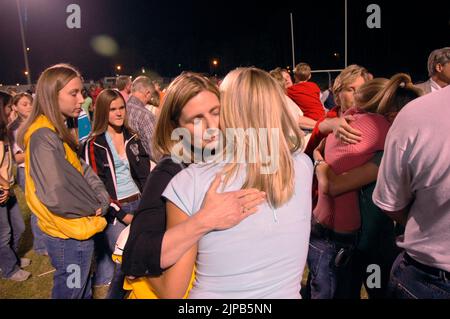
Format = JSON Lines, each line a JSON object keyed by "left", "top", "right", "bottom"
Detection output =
{"left": 292, "top": 151, "right": 314, "bottom": 173}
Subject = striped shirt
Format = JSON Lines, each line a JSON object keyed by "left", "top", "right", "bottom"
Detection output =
{"left": 126, "top": 95, "right": 156, "bottom": 161}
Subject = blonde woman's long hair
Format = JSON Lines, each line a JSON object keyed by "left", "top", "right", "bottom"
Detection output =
{"left": 152, "top": 72, "right": 220, "bottom": 160}
{"left": 18, "top": 63, "right": 81, "bottom": 151}
{"left": 220, "top": 67, "right": 303, "bottom": 208}
{"left": 353, "top": 78, "right": 389, "bottom": 110}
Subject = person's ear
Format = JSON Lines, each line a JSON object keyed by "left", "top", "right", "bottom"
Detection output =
{"left": 436, "top": 63, "right": 443, "bottom": 73}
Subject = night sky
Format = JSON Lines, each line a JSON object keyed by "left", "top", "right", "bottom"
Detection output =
{"left": 1, "top": 0, "right": 449, "bottom": 85}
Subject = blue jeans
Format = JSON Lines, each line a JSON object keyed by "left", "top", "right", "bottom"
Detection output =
{"left": 30, "top": 214, "right": 48, "bottom": 255}
{"left": 305, "top": 232, "right": 362, "bottom": 299}
{"left": 0, "top": 196, "right": 25, "bottom": 278}
{"left": 17, "top": 167, "right": 47, "bottom": 256}
{"left": 388, "top": 251, "right": 450, "bottom": 299}
{"left": 93, "top": 199, "right": 140, "bottom": 298}
{"left": 43, "top": 233, "right": 95, "bottom": 299}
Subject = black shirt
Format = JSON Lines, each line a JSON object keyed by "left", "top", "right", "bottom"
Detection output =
{"left": 122, "top": 157, "right": 186, "bottom": 277}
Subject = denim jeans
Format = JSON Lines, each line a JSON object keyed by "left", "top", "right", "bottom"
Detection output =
{"left": 17, "top": 167, "right": 47, "bottom": 256}
{"left": 17, "top": 166, "right": 25, "bottom": 191}
{"left": 304, "top": 232, "right": 362, "bottom": 299}
{"left": 388, "top": 251, "right": 450, "bottom": 299}
{"left": 0, "top": 196, "right": 25, "bottom": 278}
{"left": 30, "top": 214, "right": 48, "bottom": 255}
{"left": 93, "top": 199, "right": 140, "bottom": 299}
{"left": 43, "top": 233, "right": 95, "bottom": 299}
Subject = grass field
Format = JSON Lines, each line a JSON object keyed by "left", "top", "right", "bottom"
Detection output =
{"left": 0, "top": 185, "right": 53, "bottom": 299}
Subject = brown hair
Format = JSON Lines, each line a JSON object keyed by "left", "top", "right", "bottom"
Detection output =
{"left": 0, "top": 91, "right": 11, "bottom": 141}
{"left": 18, "top": 63, "right": 82, "bottom": 151}
{"left": 358, "top": 73, "right": 423, "bottom": 115}
{"left": 116, "top": 75, "right": 132, "bottom": 91}
{"left": 293, "top": 63, "right": 311, "bottom": 82}
{"left": 153, "top": 72, "right": 220, "bottom": 159}
{"left": 12, "top": 92, "right": 33, "bottom": 107}
{"left": 354, "top": 78, "right": 389, "bottom": 111}
{"left": 90, "top": 89, "right": 129, "bottom": 137}
{"left": 269, "top": 67, "right": 289, "bottom": 92}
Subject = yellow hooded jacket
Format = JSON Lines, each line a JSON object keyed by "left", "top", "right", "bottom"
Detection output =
{"left": 24, "top": 115, "right": 106, "bottom": 240}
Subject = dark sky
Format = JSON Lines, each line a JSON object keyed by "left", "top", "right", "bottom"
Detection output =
{"left": 1, "top": 0, "right": 449, "bottom": 85}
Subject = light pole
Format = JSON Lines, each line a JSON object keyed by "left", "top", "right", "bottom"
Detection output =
{"left": 290, "top": 13, "right": 295, "bottom": 70}
{"left": 345, "top": 0, "right": 348, "bottom": 68}
{"left": 16, "top": 0, "right": 31, "bottom": 86}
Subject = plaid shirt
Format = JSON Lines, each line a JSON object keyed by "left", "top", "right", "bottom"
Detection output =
{"left": 126, "top": 95, "right": 156, "bottom": 161}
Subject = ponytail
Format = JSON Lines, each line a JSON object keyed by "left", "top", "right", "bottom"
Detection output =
{"left": 358, "top": 73, "right": 423, "bottom": 116}
{"left": 376, "top": 73, "right": 422, "bottom": 115}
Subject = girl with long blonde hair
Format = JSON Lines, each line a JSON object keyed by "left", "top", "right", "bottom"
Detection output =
{"left": 121, "top": 72, "right": 265, "bottom": 298}
{"left": 147, "top": 68, "right": 313, "bottom": 299}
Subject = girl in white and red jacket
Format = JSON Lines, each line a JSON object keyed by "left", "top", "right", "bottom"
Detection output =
{"left": 81, "top": 89, "right": 150, "bottom": 298}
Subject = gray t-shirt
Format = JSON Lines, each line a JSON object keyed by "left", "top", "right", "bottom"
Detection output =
{"left": 163, "top": 152, "right": 313, "bottom": 299}
{"left": 373, "top": 86, "right": 450, "bottom": 272}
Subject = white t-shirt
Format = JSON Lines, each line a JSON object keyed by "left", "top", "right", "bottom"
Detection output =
{"left": 286, "top": 95, "right": 303, "bottom": 120}
{"left": 430, "top": 78, "right": 443, "bottom": 93}
{"left": 163, "top": 152, "right": 313, "bottom": 299}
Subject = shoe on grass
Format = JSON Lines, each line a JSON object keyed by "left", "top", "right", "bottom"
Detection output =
{"left": 92, "top": 284, "right": 110, "bottom": 299}
{"left": 20, "top": 258, "right": 31, "bottom": 268}
{"left": 8, "top": 269, "right": 31, "bottom": 282}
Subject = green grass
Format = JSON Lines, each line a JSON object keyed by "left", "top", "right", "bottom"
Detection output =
{"left": 0, "top": 185, "right": 53, "bottom": 299}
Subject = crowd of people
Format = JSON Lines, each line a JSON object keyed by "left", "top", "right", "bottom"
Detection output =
{"left": 0, "top": 46, "right": 449, "bottom": 299}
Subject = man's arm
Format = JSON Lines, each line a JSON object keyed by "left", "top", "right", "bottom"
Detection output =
{"left": 373, "top": 128, "right": 413, "bottom": 226}
{"left": 382, "top": 207, "right": 409, "bottom": 226}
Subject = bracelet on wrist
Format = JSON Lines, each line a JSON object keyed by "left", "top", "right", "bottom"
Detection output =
{"left": 313, "top": 160, "right": 325, "bottom": 170}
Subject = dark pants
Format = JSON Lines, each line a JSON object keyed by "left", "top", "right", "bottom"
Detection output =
{"left": 17, "top": 167, "right": 47, "bottom": 255}
{"left": 352, "top": 247, "right": 400, "bottom": 299}
{"left": 0, "top": 196, "right": 25, "bottom": 278}
{"left": 43, "top": 233, "right": 95, "bottom": 299}
{"left": 93, "top": 199, "right": 140, "bottom": 299}
{"left": 304, "top": 231, "right": 362, "bottom": 299}
{"left": 388, "top": 251, "right": 450, "bottom": 299}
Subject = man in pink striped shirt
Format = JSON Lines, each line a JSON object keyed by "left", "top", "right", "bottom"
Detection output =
{"left": 373, "top": 86, "right": 450, "bottom": 299}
